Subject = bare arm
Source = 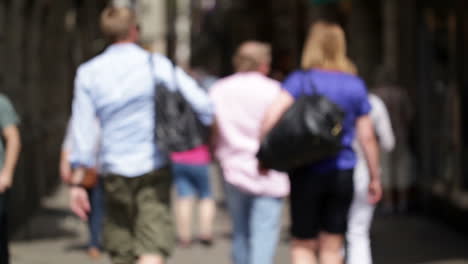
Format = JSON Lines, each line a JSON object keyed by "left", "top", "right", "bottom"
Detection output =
{"left": 356, "top": 115, "right": 382, "bottom": 204}
{"left": 69, "top": 67, "right": 94, "bottom": 220}
{"left": 260, "top": 89, "right": 294, "bottom": 139}
{"left": 0, "top": 125, "right": 21, "bottom": 192}
{"left": 60, "top": 149, "right": 72, "bottom": 183}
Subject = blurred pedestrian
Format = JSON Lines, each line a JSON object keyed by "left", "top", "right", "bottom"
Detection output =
{"left": 0, "top": 94, "right": 20, "bottom": 264}
{"left": 141, "top": 44, "right": 217, "bottom": 250}
{"left": 373, "top": 68, "right": 414, "bottom": 213}
{"left": 172, "top": 61, "right": 219, "bottom": 249}
{"left": 60, "top": 120, "right": 104, "bottom": 259}
{"left": 347, "top": 93, "right": 395, "bottom": 264}
{"left": 210, "top": 41, "right": 290, "bottom": 264}
{"left": 68, "top": 6, "right": 213, "bottom": 264}
{"left": 170, "top": 121, "right": 215, "bottom": 247}
{"left": 261, "top": 22, "right": 381, "bottom": 264}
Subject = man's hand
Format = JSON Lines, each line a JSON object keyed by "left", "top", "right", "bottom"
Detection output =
{"left": 70, "top": 186, "right": 90, "bottom": 221}
{"left": 368, "top": 179, "right": 382, "bottom": 204}
{"left": 0, "top": 170, "right": 13, "bottom": 193}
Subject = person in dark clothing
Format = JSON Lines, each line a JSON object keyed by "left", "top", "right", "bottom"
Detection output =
{"left": 373, "top": 67, "right": 414, "bottom": 213}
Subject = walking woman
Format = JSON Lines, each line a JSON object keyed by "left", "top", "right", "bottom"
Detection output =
{"left": 261, "top": 22, "right": 382, "bottom": 264}
{"left": 171, "top": 145, "right": 216, "bottom": 247}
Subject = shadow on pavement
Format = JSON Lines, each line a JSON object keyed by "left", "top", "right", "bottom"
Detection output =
{"left": 373, "top": 214, "right": 468, "bottom": 264}
{"left": 63, "top": 243, "right": 90, "bottom": 253}
{"left": 12, "top": 207, "right": 79, "bottom": 242}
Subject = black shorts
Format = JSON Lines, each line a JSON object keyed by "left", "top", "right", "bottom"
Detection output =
{"left": 289, "top": 168, "right": 354, "bottom": 239}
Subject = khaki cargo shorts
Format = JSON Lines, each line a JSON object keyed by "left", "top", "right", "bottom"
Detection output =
{"left": 102, "top": 168, "right": 175, "bottom": 264}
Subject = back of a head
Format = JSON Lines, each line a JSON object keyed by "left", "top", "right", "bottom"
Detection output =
{"left": 100, "top": 6, "right": 136, "bottom": 42}
{"left": 301, "top": 21, "right": 356, "bottom": 74}
{"left": 233, "top": 41, "right": 271, "bottom": 73}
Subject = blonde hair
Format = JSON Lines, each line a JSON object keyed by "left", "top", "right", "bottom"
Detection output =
{"left": 100, "top": 7, "right": 136, "bottom": 42}
{"left": 233, "top": 41, "right": 271, "bottom": 72}
{"left": 301, "top": 22, "right": 357, "bottom": 74}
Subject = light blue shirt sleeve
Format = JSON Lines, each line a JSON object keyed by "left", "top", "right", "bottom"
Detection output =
{"left": 152, "top": 54, "right": 214, "bottom": 125}
{"left": 69, "top": 66, "right": 99, "bottom": 168}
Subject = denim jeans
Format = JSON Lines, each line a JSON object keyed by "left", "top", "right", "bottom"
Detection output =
{"left": 225, "top": 183, "right": 283, "bottom": 264}
{"left": 172, "top": 163, "right": 212, "bottom": 199}
{"left": 0, "top": 191, "right": 9, "bottom": 264}
{"left": 87, "top": 178, "right": 104, "bottom": 249}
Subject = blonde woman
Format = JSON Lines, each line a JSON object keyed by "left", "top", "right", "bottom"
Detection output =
{"left": 261, "top": 22, "right": 381, "bottom": 264}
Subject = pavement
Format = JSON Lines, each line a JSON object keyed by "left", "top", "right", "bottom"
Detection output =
{"left": 9, "top": 182, "right": 468, "bottom": 264}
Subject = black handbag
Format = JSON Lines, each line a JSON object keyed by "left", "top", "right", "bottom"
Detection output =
{"left": 151, "top": 56, "right": 208, "bottom": 153}
{"left": 257, "top": 71, "right": 345, "bottom": 172}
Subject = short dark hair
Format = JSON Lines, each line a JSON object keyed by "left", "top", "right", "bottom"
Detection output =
{"left": 100, "top": 7, "right": 136, "bottom": 42}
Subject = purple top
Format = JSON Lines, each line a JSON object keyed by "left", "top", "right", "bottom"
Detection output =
{"left": 282, "top": 69, "right": 371, "bottom": 173}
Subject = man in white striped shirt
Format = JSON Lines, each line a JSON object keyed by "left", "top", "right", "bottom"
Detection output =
{"left": 68, "top": 6, "right": 213, "bottom": 264}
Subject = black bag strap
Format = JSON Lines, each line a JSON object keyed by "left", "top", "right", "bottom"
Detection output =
{"left": 148, "top": 54, "right": 179, "bottom": 91}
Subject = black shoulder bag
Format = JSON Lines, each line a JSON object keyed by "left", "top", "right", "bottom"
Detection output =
{"left": 150, "top": 56, "right": 208, "bottom": 153}
{"left": 257, "top": 71, "right": 345, "bottom": 172}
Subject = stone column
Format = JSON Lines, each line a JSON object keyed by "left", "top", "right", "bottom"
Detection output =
{"left": 136, "top": 0, "right": 168, "bottom": 54}
{"left": 174, "top": 0, "right": 191, "bottom": 68}
{"left": 382, "top": 0, "right": 399, "bottom": 75}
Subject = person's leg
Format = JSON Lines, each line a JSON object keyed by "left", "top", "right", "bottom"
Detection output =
{"left": 396, "top": 148, "right": 412, "bottom": 213}
{"left": 347, "top": 163, "right": 375, "bottom": 264}
{"left": 319, "top": 232, "right": 345, "bottom": 264}
{"left": 249, "top": 196, "right": 283, "bottom": 264}
{"left": 198, "top": 198, "right": 215, "bottom": 241}
{"left": 135, "top": 168, "right": 175, "bottom": 263}
{"left": 225, "top": 182, "right": 251, "bottom": 264}
{"left": 0, "top": 192, "right": 9, "bottom": 264}
{"left": 175, "top": 198, "right": 194, "bottom": 245}
{"left": 380, "top": 150, "right": 394, "bottom": 213}
{"left": 192, "top": 164, "right": 215, "bottom": 242}
{"left": 288, "top": 169, "right": 323, "bottom": 264}
{"left": 291, "top": 239, "right": 318, "bottom": 264}
{"left": 87, "top": 178, "right": 105, "bottom": 257}
{"left": 137, "top": 254, "right": 164, "bottom": 264}
{"left": 172, "top": 163, "right": 196, "bottom": 245}
{"left": 102, "top": 175, "right": 136, "bottom": 264}
{"left": 322, "top": 170, "right": 354, "bottom": 264}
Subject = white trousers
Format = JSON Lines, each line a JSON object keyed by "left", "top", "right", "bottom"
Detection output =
{"left": 347, "top": 159, "right": 375, "bottom": 264}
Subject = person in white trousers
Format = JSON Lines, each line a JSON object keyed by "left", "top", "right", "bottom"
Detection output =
{"left": 347, "top": 93, "right": 395, "bottom": 264}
